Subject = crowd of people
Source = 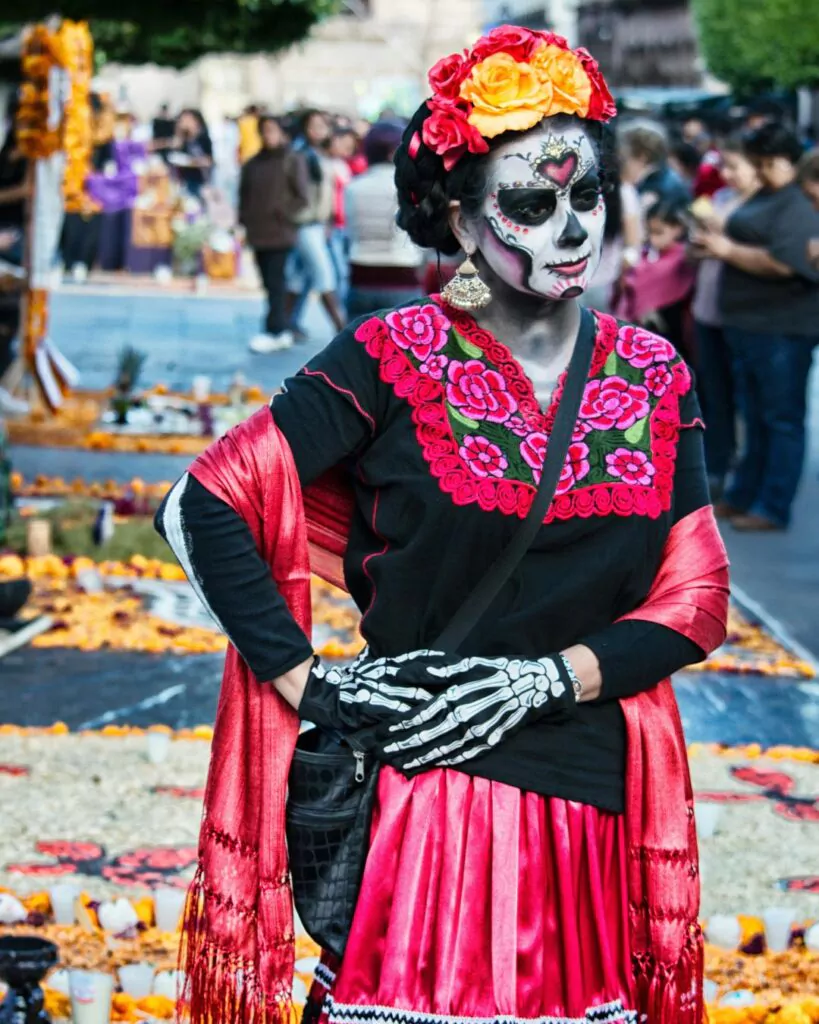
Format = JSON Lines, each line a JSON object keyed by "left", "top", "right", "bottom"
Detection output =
{"left": 233, "top": 99, "right": 819, "bottom": 534}
{"left": 2, "top": 87, "right": 819, "bottom": 531}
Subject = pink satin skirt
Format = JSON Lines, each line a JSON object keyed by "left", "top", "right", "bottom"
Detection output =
{"left": 308, "top": 767, "right": 638, "bottom": 1024}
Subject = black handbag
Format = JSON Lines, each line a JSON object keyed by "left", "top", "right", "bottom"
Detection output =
{"left": 286, "top": 309, "right": 598, "bottom": 959}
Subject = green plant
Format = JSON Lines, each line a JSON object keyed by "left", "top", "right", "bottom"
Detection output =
{"left": 114, "top": 345, "right": 147, "bottom": 395}
{"left": 1, "top": 0, "right": 340, "bottom": 68}
{"left": 692, "top": 0, "right": 819, "bottom": 92}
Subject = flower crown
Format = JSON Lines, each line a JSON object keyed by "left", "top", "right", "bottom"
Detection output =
{"left": 415, "top": 25, "right": 616, "bottom": 172}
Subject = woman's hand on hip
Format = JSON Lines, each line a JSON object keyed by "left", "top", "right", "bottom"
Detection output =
{"left": 294, "top": 649, "right": 442, "bottom": 735}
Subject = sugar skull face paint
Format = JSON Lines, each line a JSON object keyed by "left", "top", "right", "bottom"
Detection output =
{"left": 473, "top": 122, "right": 606, "bottom": 300}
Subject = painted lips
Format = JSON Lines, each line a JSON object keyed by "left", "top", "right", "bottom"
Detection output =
{"left": 547, "top": 255, "right": 590, "bottom": 277}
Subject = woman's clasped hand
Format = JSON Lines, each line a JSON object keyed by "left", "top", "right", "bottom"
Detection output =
{"left": 326, "top": 653, "right": 575, "bottom": 773}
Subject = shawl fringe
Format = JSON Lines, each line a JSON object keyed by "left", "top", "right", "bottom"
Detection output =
{"left": 178, "top": 411, "right": 729, "bottom": 1024}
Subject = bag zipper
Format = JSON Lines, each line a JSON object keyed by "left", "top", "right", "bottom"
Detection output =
{"left": 353, "top": 750, "right": 365, "bottom": 783}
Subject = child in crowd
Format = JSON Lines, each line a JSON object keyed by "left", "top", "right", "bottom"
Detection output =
{"left": 615, "top": 200, "right": 697, "bottom": 361}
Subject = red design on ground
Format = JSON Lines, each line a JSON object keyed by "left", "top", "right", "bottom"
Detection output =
{"left": 7, "top": 842, "right": 198, "bottom": 887}
{"left": 0, "top": 764, "right": 30, "bottom": 777}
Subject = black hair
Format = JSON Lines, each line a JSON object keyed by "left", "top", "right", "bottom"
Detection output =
{"left": 743, "top": 122, "right": 804, "bottom": 166}
{"left": 798, "top": 147, "right": 819, "bottom": 184}
{"left": 299, "top": 108, "right": 326, "bottom": 137}
{"left": 394, "top": 103, "right": 614, "bottom": 255}
{"left": 646, "top": 198, "right": 688, "bottom": 229}
{"left": 670, "top": 140, "right": 702, "bottom": 178}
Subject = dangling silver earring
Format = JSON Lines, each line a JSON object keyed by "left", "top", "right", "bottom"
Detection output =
{"left": 441, "top": 245, "right": 492, "bottom": 311}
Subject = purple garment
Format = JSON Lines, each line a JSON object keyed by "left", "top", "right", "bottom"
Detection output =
{"left": 85, "top": 140, "right": 146, "bottom": 213}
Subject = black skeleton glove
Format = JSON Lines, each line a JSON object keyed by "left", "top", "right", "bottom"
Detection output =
{"left": 297, "top": 649, "right": 442, "bottom": 735}
{"left": 364, "top": 654, "right": 578, "bottom": 772}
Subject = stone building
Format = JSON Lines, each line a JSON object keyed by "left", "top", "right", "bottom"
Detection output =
{"left": 577, "top": 0, "right": 702, "bottom": 88}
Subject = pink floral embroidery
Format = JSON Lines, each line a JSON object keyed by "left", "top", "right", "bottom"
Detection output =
{"left": 507, "top": 415, "right": 531, "bottom": 438}
{"left": 519, "top": 431, "right": 548, "bottom": 483}
{"left": 579, "top": 376, "right": 650, "bottom": 431}
{"left": 645, "top": 362, "right": 673, "bottom": 397}
{"left": 446, "top": 359, "right": 518, "bottom": 424}
{"left": 419, "top": 354, "right": 449, "bottom": 380}
{"left": 615, "top": 325, "right": 675, "bottom": 368}
{"left": 556, "top": 442, "right": 591, "bottom": 494}
{"left": 354, "top": 307, "right": 683, "bottom": 524}
{"left": 459, "top": 434, "right": 509, "bottom": 479}
{"left": 606, "top": 447, "right": 656, "bottom": 486}
{"left": 385, "top": 304, "right": 451, "bottom": 362}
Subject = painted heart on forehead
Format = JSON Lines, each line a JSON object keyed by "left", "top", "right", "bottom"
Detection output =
{"left": 537, "top": 150, "right": 578, "bottom": 189}
{"left": 471, "top": 118, "right": 606, "bottom": 301}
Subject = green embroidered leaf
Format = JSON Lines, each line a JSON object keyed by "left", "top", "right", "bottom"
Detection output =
{"left": 449, "top": 405, "right": 480, "bottom": 430}
{"left": 453, "top": 329, "right": 484, "bottom": 359}
{"left": 624, "top": 416, "right": 648, "bottom": 445}
{"left": 603, "top": 349, "right": 619, "bottom": 376}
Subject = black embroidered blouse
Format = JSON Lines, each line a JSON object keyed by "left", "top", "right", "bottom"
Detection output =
{"left": 157, "top": 300, "right": 709, "bottom": 813}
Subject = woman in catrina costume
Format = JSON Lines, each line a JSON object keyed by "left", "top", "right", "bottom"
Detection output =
{"left": 157, "top": 25, "right": 729, "bottom": 1024}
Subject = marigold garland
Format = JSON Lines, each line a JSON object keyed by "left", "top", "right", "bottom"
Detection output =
{"left": 59, "top": 21, "right": 95, "bottom": 216}
{"left": 15, "top": 25, "right": 67, "bottom": 161}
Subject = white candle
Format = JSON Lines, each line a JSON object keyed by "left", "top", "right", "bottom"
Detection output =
{"left": 694, "top": 801, "right": 722, "bottom": 840}
{"left": 50, "top": 884, "right": 79, "bottom": 925}
{"left": 146, "top": 731, "right": 172, "bottom": 765}
{"left": 703, "top": 979, "right": 719, "bottom": 1004}
{"left": 705, "top": 914, "right": 742, "bottom": 949}
{"left": 192, "top": 375, "right": 211, "bottom": 402}
{"left": 762, "top": 906, "right": 797, "bottom": 952}
{"left": 118, "top": 963, "right": 155, "bottom": 999}
{"left": 152, "top": 969, "right": 185, "bottom": 1000}
{"left": 69, "top": 970, "right": 114, "bottom": 1024}
{"left": 153, "top": 887, "right": 187, "bottom": 932}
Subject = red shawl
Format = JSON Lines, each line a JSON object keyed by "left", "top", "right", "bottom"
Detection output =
{"left": 183, "top": 407, "right": 729, "bottom": 1024}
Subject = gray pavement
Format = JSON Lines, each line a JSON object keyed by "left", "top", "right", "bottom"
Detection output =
{"left": 46, "top": 288, "right": 331, "bottom": 395}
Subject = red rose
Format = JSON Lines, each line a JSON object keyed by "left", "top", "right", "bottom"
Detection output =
{"left": 574, "top": 47, "right": 617, "bottom": 121}
{"left": 579, "top": 376, "right": 650, "bottom": 431}
{"left": 470, "top": 25, "right": 542, "bottom": 63}
{"left": 520, "top": 431, "right": 548, "bottom": 483}
{"left": 532, "top": 29, "right": 570, "bottom": 49}
{"left": 645, "top": 362, "right": 673, "bottom": 397}
{"left": 606, "top": 447, "right": 656, "bottom": 486}
{"left": 615, "top": 325, "right": 675, "bottom": 369}
{"left": 556, "top": 441, "right": 591, "bottom": 495}
{"left": 459, "top": 434, "right": 509, "bottom": 479}
{"left": 428, "top": 50, "right": 472, "bottom": 99}
{"left": 496, "top": 479, "right": 519, "bottom": 516}
{"left": 422, "top": 99, "right": 489, "bottom": 171}
{"left": 446, "top": 359, "right": 518, "bottom": 424}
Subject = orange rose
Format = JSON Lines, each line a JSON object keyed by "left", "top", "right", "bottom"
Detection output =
{"left": 460, "top": 52, "right": 553, "bottom": 138}
{"left": 530, "top": 44, "right": 592, "bottom": 117}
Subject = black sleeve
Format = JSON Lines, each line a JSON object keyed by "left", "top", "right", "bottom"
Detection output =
{"left": 581, "top": 407, "right": 711, "bottom": 702}
{"left": 271, "top": 321, "right": 382, "bottom": 484}
{"left": 154, "top": 324, "right": 382, "bottom": 680}
{"left": 767, "top": 191, "right": 819, "bottom": 283}
{"left": 155, "top": 473, "right": 314, "bottom": 683}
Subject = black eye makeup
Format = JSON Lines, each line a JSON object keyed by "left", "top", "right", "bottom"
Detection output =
{"left": 570, "top": 172, "right": 602, "bottom": 212}
{"left": 496, "top": 188, "right": 558, "bottom": 226}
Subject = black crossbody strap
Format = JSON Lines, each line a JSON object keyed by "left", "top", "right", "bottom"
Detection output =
{"left": 434, "top": 308, "right": 597, "bottom": 653}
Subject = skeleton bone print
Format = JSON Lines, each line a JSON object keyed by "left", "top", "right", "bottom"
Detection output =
{"left": 479, "top": 123, "right": 606, "bottom": 301}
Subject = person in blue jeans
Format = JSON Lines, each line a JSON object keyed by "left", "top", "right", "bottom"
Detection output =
{"left": 690, "top": 137, "right": 760, "bottom": 500}
{"left": 694, "top": 124, "right": 819, "bottom": 530}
